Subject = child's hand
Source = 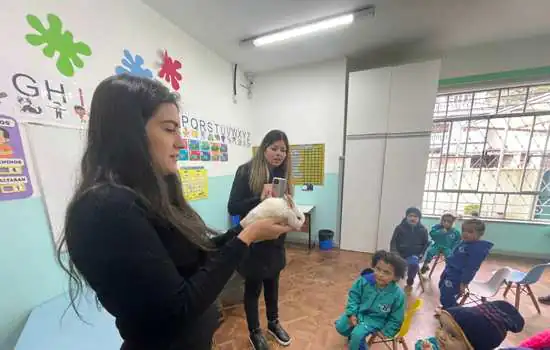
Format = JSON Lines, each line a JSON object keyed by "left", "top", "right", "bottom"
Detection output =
{"left": 348, "top": 315, "right": 358, "bottom": 327}
{"left": 421, "top": 340, "right": 434, "bottom": 349}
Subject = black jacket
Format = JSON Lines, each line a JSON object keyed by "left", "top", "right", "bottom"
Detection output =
{"left": 390, "top": 219, "right": 429, "bottom": 259}
{"left": 228, "top": 162, "right": 287, "bottom": 279}
{"left": 66, "top": 185, "right": 247, "bottom": 350}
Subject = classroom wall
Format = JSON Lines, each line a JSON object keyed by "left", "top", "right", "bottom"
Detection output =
{"left": 429, "top": 37, "right": 550, "bottom": 260}
{"left": 346, "top": 34, "right": 550, "bottom": 258}
{"left": 439, "top": 34, "right": 550, "bottom": 80}
{"left": 422, "top": 217, "right": 550, "bottom": 259}
{"left": 0, "top": 1, "right": 253, "bottom": 348}
{"left": 348, "top": 34, "right": 550, "bottom": 80}
{"left": 249, "top": 59, "right": 347, "bottom": 243}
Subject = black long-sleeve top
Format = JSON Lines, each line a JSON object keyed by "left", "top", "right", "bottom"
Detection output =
{"left": 390, "top": 219, "right": 429, "bottom": 259}
{"left": 66, "top": 185, "right": 248, "bottom": 349}
{"left": 227, "top": 162, "right": 287, "bottom": 279}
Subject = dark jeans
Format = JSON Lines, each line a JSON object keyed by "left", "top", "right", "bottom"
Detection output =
{"left": 244, "top": 273, "right": 280, "bottom": 331}
{"left": 405, "top": 256, "right": 420, "bottom": 286}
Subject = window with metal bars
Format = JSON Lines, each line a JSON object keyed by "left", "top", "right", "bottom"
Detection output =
{"left": 423, "top": 83, "right": 550, "bottom": 221}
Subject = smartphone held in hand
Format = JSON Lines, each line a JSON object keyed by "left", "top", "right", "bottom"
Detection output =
{"left": 272, "top": 177, "right": 287, "bottom": 198}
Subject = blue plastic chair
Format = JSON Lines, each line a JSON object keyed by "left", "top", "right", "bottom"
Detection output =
{"left": 502, "top": 263, "right": 550, "bottom": 314}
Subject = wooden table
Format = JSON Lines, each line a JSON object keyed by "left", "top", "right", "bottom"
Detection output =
{"left": 296, "top": 204, "right": 315, "bottom": 251}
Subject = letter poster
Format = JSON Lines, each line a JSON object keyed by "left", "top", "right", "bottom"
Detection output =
{"left": 0, "top": 115, "right": 33, "bottom": 201}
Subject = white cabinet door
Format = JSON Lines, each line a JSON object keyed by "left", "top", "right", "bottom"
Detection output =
{"left": 376, "top": 136, "right": 431, "bottom": 251}
{"left": 387, "top": 60, "right": 441, "bottom": 134}
{"left": 346, "top": 68, "right": 392, "bottom": 136}
{"left": 340, "top": 138, "right": 385, "bottom": 253}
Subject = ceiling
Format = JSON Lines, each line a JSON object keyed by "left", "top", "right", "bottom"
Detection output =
{"left": 143, "top": 0, "right": 550, "bottom": 73}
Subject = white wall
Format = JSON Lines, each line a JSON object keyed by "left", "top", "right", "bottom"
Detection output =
{"left": 440, "top": 35, "right": 550, "bottom": 79}
{"left": 250, "top": 59, "right": 347, "bottom": 173}
{"left": 348, "top": 34, "right": 550, "bottom": 81}
{"left": 249, "top": 59, "right": 347, "bottom": 245}
{"left": 0, "top": 0, "right": 253, "bottom": 177}
{"left": 0, "top": 1, "right": 252, "bottom": 348}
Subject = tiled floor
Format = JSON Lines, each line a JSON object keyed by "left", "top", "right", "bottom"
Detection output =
{"left": 214, "top": 245, "right": 549, "bottom": 349}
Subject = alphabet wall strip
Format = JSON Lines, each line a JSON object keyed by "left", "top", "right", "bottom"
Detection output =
{"left": 0, "top": 72, "right": 87, "bottom": 126}
{"left": 179, "top": 113, "right": 251, "bottom": 163}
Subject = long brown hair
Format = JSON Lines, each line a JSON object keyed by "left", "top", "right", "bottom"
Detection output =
{"left": 57, "top": 75, "right": 212, "bottom": 317}
{"left": 249, "top": 130, "right": 293, "bottom": 195}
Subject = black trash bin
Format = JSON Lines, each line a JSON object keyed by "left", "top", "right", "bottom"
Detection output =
{"left": 318, "top": 229, "right": 334, "bottom": 250}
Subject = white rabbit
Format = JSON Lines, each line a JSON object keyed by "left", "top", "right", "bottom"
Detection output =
{"left": 240, "top": 197, "right": 305, "bottom": 231}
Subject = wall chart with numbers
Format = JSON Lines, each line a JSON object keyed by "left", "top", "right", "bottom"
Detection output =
{"left": 178, "top": 166, "right": 208, "bottom": 201}
{"left": 252, "top": 143, "right": 325, "bottom": 186}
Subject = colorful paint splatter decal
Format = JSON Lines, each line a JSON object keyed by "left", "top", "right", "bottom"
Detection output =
{"left": 25, "top": 14, "right": 92, "bottom": 77}
{"left": 158, "top": 50, "right": 182, "bottom": 91}
{"left": 115, "top": 49, "right": 153, "bottom": 78}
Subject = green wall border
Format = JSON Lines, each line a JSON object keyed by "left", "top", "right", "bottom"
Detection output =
{"left": 439, "top": 65, "right": 550, "bottom": 88}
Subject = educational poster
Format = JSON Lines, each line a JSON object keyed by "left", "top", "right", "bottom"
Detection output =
{"left": 291, "top": 144, "right": 325, "bottom": 185}
{"left": 180, "top": 128, "right": 229, "bottom": 163}
{"left": 0, "top": 72, "right": 89, "bottom": 127}
{"left": 178, "top": 112, "right": 250, "bottom": 163}
{"left": 252, "top": 143, "right": 325, "bottom": 185}
{"left": 178, "top": 166, "right": 208, "bottom": 201}
{"left": 0, "top": 115, "right": 33, "bottom": 201}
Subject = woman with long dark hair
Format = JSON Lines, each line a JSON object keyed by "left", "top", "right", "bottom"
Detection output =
{"left": 228, "top": 130, "right": 293, "bottom": 350}
{"left": 58, "top": 75, "right": 292, "bottom": 350}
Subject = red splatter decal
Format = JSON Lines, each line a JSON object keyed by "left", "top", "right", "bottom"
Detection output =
{"left": 158, "top": 50, "right": 182, "bottom": 91}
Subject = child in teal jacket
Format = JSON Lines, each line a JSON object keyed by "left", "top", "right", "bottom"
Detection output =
{"left": 420, "top": 213, "right": 461, "bottom": 274}
{"left": 335, "top": 251, "right": 407, "bottom": 350}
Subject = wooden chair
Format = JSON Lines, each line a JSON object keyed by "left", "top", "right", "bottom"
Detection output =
{"left": 427, "top": 252, "right": 445, "bottom": 279}
{"left": 367, "top": 298, "right": 423, "bottom": 350}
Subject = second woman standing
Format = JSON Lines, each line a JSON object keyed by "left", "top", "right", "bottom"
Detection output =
{"left": 228, "top": 130, "right": 293, "bottom": 350}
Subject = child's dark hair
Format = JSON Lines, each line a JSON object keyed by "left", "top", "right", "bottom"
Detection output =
{"left": 371, "top": 250, "right": 386, "bottom": 268}
{"left": 462, "top": 218, "right": 485, "bottom": 237}
{"left": 0, "top": 127, "right": 9, "bottom": 139}
{"left": 441, "top": 212, "right": 456, "bottom": 222}
{"left": 373, "top": 250, "right": 407, "bottom": 280}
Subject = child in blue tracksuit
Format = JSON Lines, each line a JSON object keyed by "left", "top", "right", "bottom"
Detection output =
{"left": 420, "top": 212, "right": 461, "bottom": 274}
{"left": 439, "top": 219, "right": 493, "bottom": 309}
{"left": 335, "top": 250, "right": 407, "bottom": 350}
{"left": 390, "top": 207, "right": 429, "bottom": 292}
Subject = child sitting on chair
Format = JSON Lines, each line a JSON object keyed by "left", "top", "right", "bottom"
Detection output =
{"left": 420, "top": 212, "right": 461, "bottom": 274}
{"left": 390, "top": 207, "right": 429, "bottom": 293}
{"left": 335, "top": 250, "right": 407, "bottom": 350}
{"left": 416, "top": 300, "right": 524, "bottom": 350}
{"left": 439, "top": 218, "right": 493, "bottom": 309}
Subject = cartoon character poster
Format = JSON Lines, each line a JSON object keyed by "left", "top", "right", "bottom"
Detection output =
{"left": 0, "top": 115, "right": 33, "bottom": 201}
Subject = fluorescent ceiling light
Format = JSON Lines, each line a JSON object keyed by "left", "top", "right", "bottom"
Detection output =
{"left": 252, "top": 14, "right": 354, "bottom": 47}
